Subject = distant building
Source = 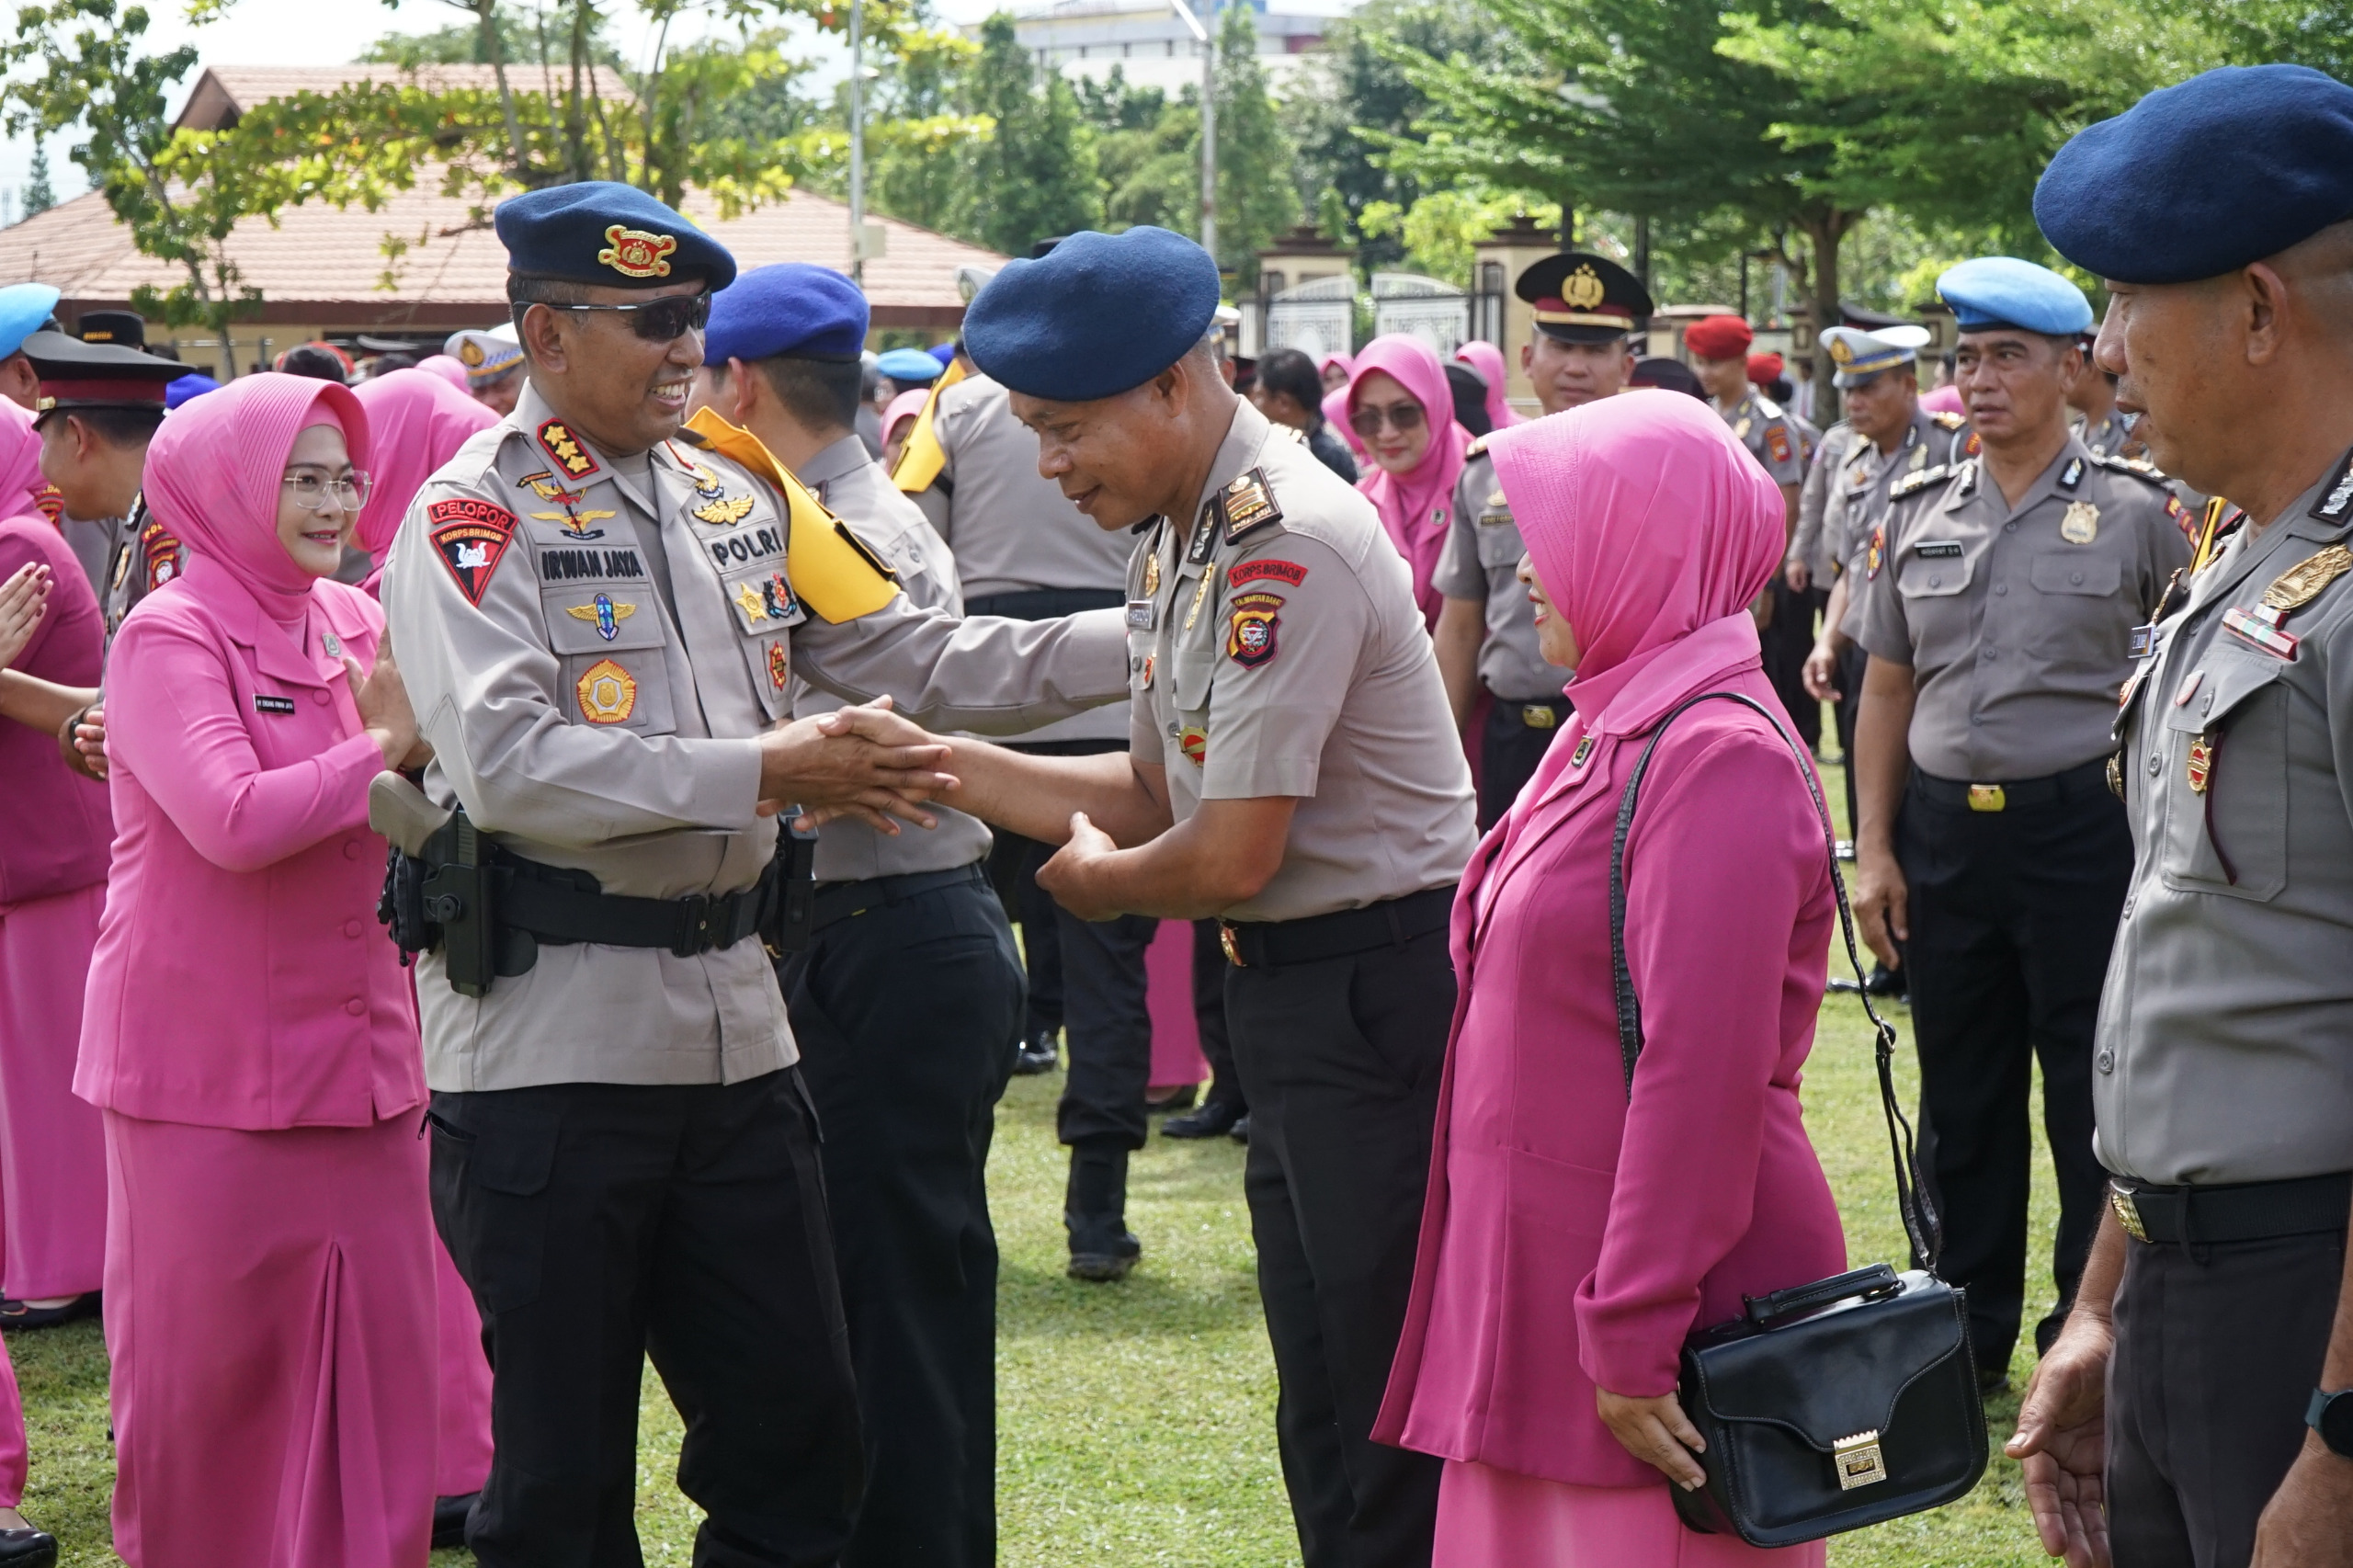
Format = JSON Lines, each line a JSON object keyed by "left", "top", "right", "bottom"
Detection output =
{"left": 980, "top": 0, "right": 1351, "bottom": 94}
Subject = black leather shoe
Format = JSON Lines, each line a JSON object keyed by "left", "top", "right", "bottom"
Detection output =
{"left": 0, "top": 1292, "right": 98, "bottom": 1331}
{"left": 0, "top": 1525, "right": 58, "bottom": 1567}
{"left": 1147, "top": 1084, "right": 1199, "bottom": 1115}
{"left": 1163, "top": 1100, "right": 1245, "bottom": 1140}
{"left": 432, "top": 1492, "right": 480, "bottom": 1550}
{"left": 1227, "top": 1114, "right": 1250, "bottom": 1145}
{"left": 1863, "top": 964, "right": 1907, "bottom": 1000}
{"left": 1009, "top": 1031, "right": 1060, "bottom": 1075}
{"left": 1067, "top": 1235, "right": 1142, "bottom": 1282}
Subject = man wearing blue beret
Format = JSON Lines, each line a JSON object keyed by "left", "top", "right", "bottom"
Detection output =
{"left": 1847, "top": 256, "right": 2190, "bottom": 1413}
{"left": 861, "top": 224, "right": 1477, "bottom": 1567}
{"left": 385, "top": 182, "right": 1131, "bottom": 1567}
{"left": 689, "top": 261, "right": 1031, "bottom": 1568}
{"left": 2011, "top": 63, "right": 2353, "bottom": 1568}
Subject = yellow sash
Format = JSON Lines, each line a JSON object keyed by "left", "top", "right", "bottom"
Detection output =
{"left": 889, "top": 357, "right": 969, "bottom": 494}
{"left": 683, "top": 407, "right": 900, "bottom": 623}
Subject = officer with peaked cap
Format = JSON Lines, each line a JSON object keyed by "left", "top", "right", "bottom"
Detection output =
{"left": 2008, "top": 64, "right": 2353, "bottom": 1568}
{"left": 892, "top": 236, "right": 1162, "bottom": 1277}
{"left": 858, "top": 224, "right": 1477, "bottom": 1568}
{"left": 688, "top": 261, "right": 1021, "bottom": 1568}
{"left": 383, "top": 181, "right": 1129, "bottom": 1566}
{"left": 1847, "top": 256, "right": 2190, "bottom": 1401}
{"left": 446, "top": 325, "right": 526, "bottom": 416}
{"left": 1793, "top": 324, "right": 1972, "bottom": 852}
{"left": 1434, "top": 252, "right": 1649, "bottom": 824}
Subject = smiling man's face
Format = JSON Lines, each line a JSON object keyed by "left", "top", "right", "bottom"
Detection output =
{"left": 1008, "top": 370, "right": 1199, "bottom": 533}
{"left": 519, "top": 278, "right": 708, "bottom": 456}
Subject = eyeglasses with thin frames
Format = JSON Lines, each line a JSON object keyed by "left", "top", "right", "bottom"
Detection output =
{"left": 281, "top": 468, "right": 373, "bottom": 511}
{"left": 547, "top": 293, "right": 712, "bottom": 342}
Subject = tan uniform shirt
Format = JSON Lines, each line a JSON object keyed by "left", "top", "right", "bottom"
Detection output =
{"left": 910, "top": 371, "right": 1131, "bottom": 744}
{"left": 384, "top": 383, "right": 1126, "bottom": 1093}
{"left": 1124, "top": 400, "right": 1476, "bottom": 923}
{"left": 1850, "top": 439, "right": 2190, "bottom": 780}
{"left": 1790, "top": 422, "right": 1859, "bottom": 586}
{"left": 791, "top": 432, "right": 995, "bottom": 883}
{"left": 1820, "top": 411, "right": 1975, "bottom": 614}
{"left": 1434, "top": 447, "right": 1556, "bottom": 701}
{"left": 1717, "top": 391, "right": 1807, "bottom": 487}
{"left": 2097, "top": 447, "right": 2353, "bottom": 1184}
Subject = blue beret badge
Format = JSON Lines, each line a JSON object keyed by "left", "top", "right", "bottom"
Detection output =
{"left": 600, "top": 225, "right": 677, "bottom": 279}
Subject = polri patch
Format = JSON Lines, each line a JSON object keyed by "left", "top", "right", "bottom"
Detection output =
{"left": 253, "top": 694, "right": 297, "bottom": 715}
{"left": 1225, "top": 590, "right": 1284, "bottom": 668}
{"left": 1219, "top": 467, "right": 1282, "bottom": 544}
{"left": 1228, "top": 558, "right": 1307, "bottom": 589}
{"left": 427, "top": 497, "right": 520, "bottom": 607}
{"left": 536, "top": 419, "right": 599, "bottom": 481}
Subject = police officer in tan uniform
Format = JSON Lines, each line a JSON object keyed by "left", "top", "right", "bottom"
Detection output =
{"left": 866, "top": 226, "right": 1474, "bottom": 1568}
{"left": 1848, "top": 257, "right": 2190, "bottom": 1396}
{"left": 2009, "top": 65, "right": 2353, "bottom": 1568}
{"left": 383, "top": 184, "right": 1128, "bottom": 1567}
{"left": 1433, "top": 252, "right": 1650, "bottom": 825}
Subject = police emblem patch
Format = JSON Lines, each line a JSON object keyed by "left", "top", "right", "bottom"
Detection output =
{"left": 537, "top": 420, "right": 599, "bottom": 480}
{"left": 762, "top": 572, "right": 797, "bottom": 622}
{"left": 141, "top": 521, "right": 180, "bottom": 591}
{"left": 2061, "top": 501, "right": 2100, "bottom": 545}
{"left": 694, "top": 494, "right": 756, "bottom": 527}
{"left": 563, "top": 593, "right": 638, "bottom": 642}
{"left": 598, "top": 223, "right": 678, "bottom": 280}
{"left": 426, "top": 497, "right": 519, "bottom": 607}
{"left": 323, "top": 631, "right": 343, "bottom": 660}
{"left": 1225, "top": 590, "right": 1284, "bottom": 668}
{"left": 1766, "top": 426, "right": 1792, "bottom": 465}
{"left": 767, "top": 642, "right": 790, "bottom": 690}
{"left": 576, "top": 658, "right": 637, "bottom": 724}
{"left": 456, "top": 338, "right": 486, "bottom": 368}
{"left": 1867, "top": 525, "right": 1886, "bottom": 580}
{"left": 1142, "top": 551, "right": 1162, "bottom": 598}
{"left": 1563, "top": 265, "right": 1607, "bottom": 311}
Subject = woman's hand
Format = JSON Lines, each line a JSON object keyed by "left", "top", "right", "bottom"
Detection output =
{"left": 0, "top": 562, "right": 51, "bottom": 668}
{"left": 62, "top": 703, "right": 108, "bottom": 782}
{"left": 1596, "top": 1386, "right": 1709, "bottom": 1490}
{"left": 346, "top": 650, "right": 424, "bottom": 770}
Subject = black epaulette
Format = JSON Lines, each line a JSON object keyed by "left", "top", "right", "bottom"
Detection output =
{"left": 671, "top": 426, "right": 713, "bottom": 449}
{"left": 1930, "top": 410, "right": 1966, "bottom": 431}
{"left": 1888, "top": 463, "right": 1950, "bottom": 501}
{"left": 1217, "top": 466, "right": 1282, "bottom": 545}
{"left": 2088, "top": 450, "right": 2174, "bottom": 488}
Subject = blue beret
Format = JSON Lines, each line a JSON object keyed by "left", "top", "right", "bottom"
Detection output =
{"left": 0, "top": 284, "right": 59, "bottom": 360}
{"left": 1937, "top": 256, "right": 2092, "bottom": 336}
{"left": 2037, "top": 65, "right": 2353, "bottom": 285}
{"left": 926, "top": 342, "right": 957, "bottom": 368}
{"left": 704, "top": 264, "right": 867, "bottom": 365}
{"left": 962, "top": 226, "right": 1221, "bottom": 402}
{"left": 164, "top": 372, "right": 221, "bottom": 410}
{"left": 494, "top": 181, "right": 735, "bottom": 291}
{"left": 875, "top": 347, "right": 944, "bottom": 383}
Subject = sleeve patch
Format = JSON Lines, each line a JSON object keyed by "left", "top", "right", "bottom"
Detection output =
{"left": 1228, "top": 558, "right": 1308, "bottom": 589}
{"left": 1225, "top": 590, "right": 1285, "bottom": 668}
{"left": 1766, "top": 426, "right": 1793, "bottom": 465}
{"left": 427, "top": 496, "right": 521, "bottom": 607}
{"left": 141, "top": 519, "right": 182, "bottom": 591}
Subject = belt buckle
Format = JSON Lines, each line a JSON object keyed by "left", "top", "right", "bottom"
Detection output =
{"left": 672, "top": 892, "right": 714, "bottom": 958}
{"left": 1967, "top": 783, "right": 2006, "bottom": 812}
{"left": 1521, "top": 703, "right": 1557, "bottom": 730}
{"left": 2109, "top": 1181, "right": 2150, "bottom": 1244}
{"left": 1219, "top": 923, "right": 1246, "bottom": 967}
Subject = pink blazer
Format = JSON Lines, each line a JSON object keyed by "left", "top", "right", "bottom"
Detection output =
{"left": 0, "top": 515, "right": 110, "bottom": 903}
{"left": 1374, "top": 615, "right": 1847, "bottom": 1488}
{"left": 76, "top": 555, "right": 421, "bottom": 1131}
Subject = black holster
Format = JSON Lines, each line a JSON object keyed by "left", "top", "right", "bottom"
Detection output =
{"left": 759, "top": 810, "right": 821, "bottom": 956}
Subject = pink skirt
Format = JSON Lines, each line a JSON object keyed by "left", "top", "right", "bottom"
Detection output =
{"left": 1434, "top": 1460, "right": 1829, "bottom": 1568}
{"left": 0, "top": 883, "right": 108, "bottom": 1299}
{"left": 432, "top": 1236, "right": 493, "bottom": 1497}
{"left": 104, "top": 1108, "right": 438, "bottom": 1568}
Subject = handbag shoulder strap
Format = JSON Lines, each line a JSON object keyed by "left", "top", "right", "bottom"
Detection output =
{"left": 1607, "top": 690, "right": 1942, "bottom": 1272}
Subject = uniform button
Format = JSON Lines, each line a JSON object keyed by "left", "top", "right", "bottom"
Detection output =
{"left": 1995, "top": 583, "right": 2008, "bottom": 597}
{"left": 1983, "top": 648, "right": 1998, "bottom": 662}
{"left": 2004, "top": 521, "right": 2018, "bottom": 533}
{"left": 1928, "top": 574, "right": 1944, "bottom": 587}
{"left": 344, "top": 919, "right": 363, "bottom": 938}
{"left": 313, "top": 688, "right": 330, "bottom": 706}
{"left": 2200, "top": 691, "right": 2213, "bottom": 715}
{"left": 2070, "top": 570, "right": 2086, "bottom": 585}
{"left": 2147, "top": 754, "right": 2161, "bottom": 777}
{"left": 345, "top": 998, "right": 366, "bottom": 1017}
{"left": 2097, "top": 1049, "right": 2115, "bottom": 1074}
{"left": 1970, "top": 714, "right": 1984, "bottom": 726}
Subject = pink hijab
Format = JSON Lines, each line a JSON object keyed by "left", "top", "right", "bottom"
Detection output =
{"left": 1454, "top": 341, "right": 1523, "bottom": 431}
{"left": 415, "top": 354, "right": 472, "bottom": 392}
{"left": 1349, "top": 334, "right": 1474, "bottom": 628}
{"left": 1486, "top": 389, "right": 1783, "bottom": 717}
{"left": 142, "top": 372, "right": 373, "bottom": 624}
{"left": 0, "top": 400, "right": 48, "bottom": 521}
{"left": 881, "top": 387, "right": 929, "bottom": 446}
{"left": 1920, "top": 384, "right": 1965, "bottom": 416}
{"left": 350, "top": 369, "right": 499, "bottom": 566}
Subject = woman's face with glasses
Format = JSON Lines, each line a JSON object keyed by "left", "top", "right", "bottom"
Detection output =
{"left": 1349, "top": 370, "right": 1432, "bottom": 476}
{"left": 278, "top": 423, "right": 365, "bottom": 580}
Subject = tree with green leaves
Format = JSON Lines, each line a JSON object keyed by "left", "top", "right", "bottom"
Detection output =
{"left": 960, "top": 12, "right": 1101, "bottom": 256}
{"left": 21, "top": 143, "right": 52, "bottom": 214}
{"left": 1207, "top": 0, "right": 1295, "bottom": 284}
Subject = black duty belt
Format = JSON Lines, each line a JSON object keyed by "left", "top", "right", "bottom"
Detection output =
{"left": 502, "top": 856, "right": 771, "bottom": 958}
{"left": 1910, "top": 757, "right": 2110, "bottom": 814}
{"left": 965, "top": 587, "right": 1125, "bottom": 621}
{"left": 1219, "top": 884, "right": 1455, "bottom": 969}
{"left": 2109, "top": 1171, "right": 2352, "bottom": 1246}
{"left": 812, "top": 862, "right": 987, "bottom": 932}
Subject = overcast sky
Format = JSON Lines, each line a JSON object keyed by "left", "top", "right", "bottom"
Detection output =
{"left": 0, "top": 0, "right": 1012, "bottom": 213}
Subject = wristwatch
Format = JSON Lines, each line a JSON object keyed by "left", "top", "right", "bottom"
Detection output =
{"left": 2307, "top": 1388, "right": 2353, "bottom": 1457}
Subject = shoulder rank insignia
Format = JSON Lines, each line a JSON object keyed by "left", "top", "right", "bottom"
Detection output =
{"left": 1888, "top": 464, "right": 1949, "bottom": 501}
{"left": 2091, "top": 450, "right": 2174, "bottom": 487}
{"left": 1219, "top": 467, "right": 1282, "bottom": 544}
{"left": 2262, "top": 544, "right": 2353, "bottom": 614}
{"left": 1267, "top": 423, "right": 1306, "bottom": 446}
{"left": 2309, "top": 449, "right": 2353, "bottom": 523}
{"left": 2058, "top": 457, "right": 2086, "bottom": 491}
{"left": 536, "top": 419, "right": 599, "bottom": 481}
{"left": 1932, "top": 410, "right": 1966, "bottom": 430}
{"left": 1465, "top": 435, "right": 1489, "bottom": 458}
{"left": 564, "top": 594, "right": 637, "bottom": 642}
{"left": 694, "top": 494, "right": 756, "bottom": 527}
{"left": 1756, "top": 395, "right": 1784, "bottom": 418}
{"left": 426, "top": 496, "right": 518, "bottom": 607}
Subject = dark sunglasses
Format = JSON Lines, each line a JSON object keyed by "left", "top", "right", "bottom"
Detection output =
{"left": 549, "top": 292, "right": 711, "bottom": 342}
{"left": 1349, "top": 400, "right": 1427, "bottom": 439}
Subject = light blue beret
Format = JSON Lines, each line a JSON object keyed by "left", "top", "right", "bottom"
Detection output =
{"left": 0, "top": 284, "right": 60, "bottom": 360}
{"left": 874, "top": 347, "right": 943, "bottom": 383}
{"left": 1936, "top": 257, "right": 2092, "bottom": 336}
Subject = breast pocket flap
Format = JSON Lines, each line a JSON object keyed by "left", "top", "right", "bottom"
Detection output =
{"left": 2029, "top": 554, "right": 2123, "bottom": 597}
{"left": 2161, "top": 653, "right": 2285, "bottom": 734}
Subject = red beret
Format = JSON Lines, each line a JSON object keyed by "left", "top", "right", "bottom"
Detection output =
{"left": 1684, "top": 315, "right": 1754, "bottom": 361}
{"left": 1746, "top": 352, "right": 1784, "bottom": 385}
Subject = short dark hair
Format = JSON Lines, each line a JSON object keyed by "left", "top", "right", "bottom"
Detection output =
{"left": 740, "top": 355, "right": 865, "bottom": 434}
{"left": 278, "top": 345, "right": 349, "bottom": 382}
{"left": 506, "top": 275, "right": 593, "bottom": 352}
{"left": 38, "top": 406, "right": 165, "bottom": 449}
{"left": 1255, "top": 347, "right": 1324, "bottom": 414}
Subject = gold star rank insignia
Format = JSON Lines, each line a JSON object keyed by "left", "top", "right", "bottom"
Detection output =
{"left": 734, "top": 581, "right": 773, "bottom": 625}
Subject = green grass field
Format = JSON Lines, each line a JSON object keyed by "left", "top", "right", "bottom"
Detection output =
{"left": 8, "top": 762, "right": 2068, "bottom": 1566}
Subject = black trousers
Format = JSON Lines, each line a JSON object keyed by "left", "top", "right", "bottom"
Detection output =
{"left": 429, "top": 1072, "right": 860, "bottom": 1568}
{"left": 1832, "top": 640, "right": 1867, "bottom": 841}
{"left": 1897, "top": 768, "right": 2130, "bottom": 1373}
{"left": 1192, "top": 917, "right": 1245, "bottom": 1113}
{"left": 779, "top": 869, "right": 1022, "bottom": 1568}
{"left": 986, "top": 831, "right": 1065, "bottom": 1040}
{"left": 1478, "top": 695, "right": 1568, "bottom": 831}
{"left": 1052, "top": 905, "right": 1159, "bottom": 1150}
{"left": 1226, "top": 925, "right": 1453, "bottom": 1568}
{"left": 2109, "top": 1227, "right": 2346, "bottom": 1568}
{"left": 1760, "top": 584, "right": 1826, "bottom": 750}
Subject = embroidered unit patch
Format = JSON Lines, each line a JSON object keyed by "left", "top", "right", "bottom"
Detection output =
{"left": 426, "top": 497, "right": 519, "bottom": 606}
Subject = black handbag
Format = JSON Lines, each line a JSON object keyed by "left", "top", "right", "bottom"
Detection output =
{"left": 1607, "top": 690, "right": 1988, "bottom": 1547}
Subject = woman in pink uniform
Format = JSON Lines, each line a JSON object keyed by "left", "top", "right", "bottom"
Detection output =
{"left": 1452, "top": 341, "right": 1523, "bottom": 431}
{"left": 1375, "top": 392, "right": 1847, "bottom": 1566}
{"left": 1347, "top": 334, "right": 1475, "bottom": 630}
{"left": 76, "top": 372, "right": 438, "bottom": 1568}
{"left": 0, "top": 396, "right": 108, "bottom": 1335}
{"left": 348, "top": 365, "right": 498, "bottom": 1543}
